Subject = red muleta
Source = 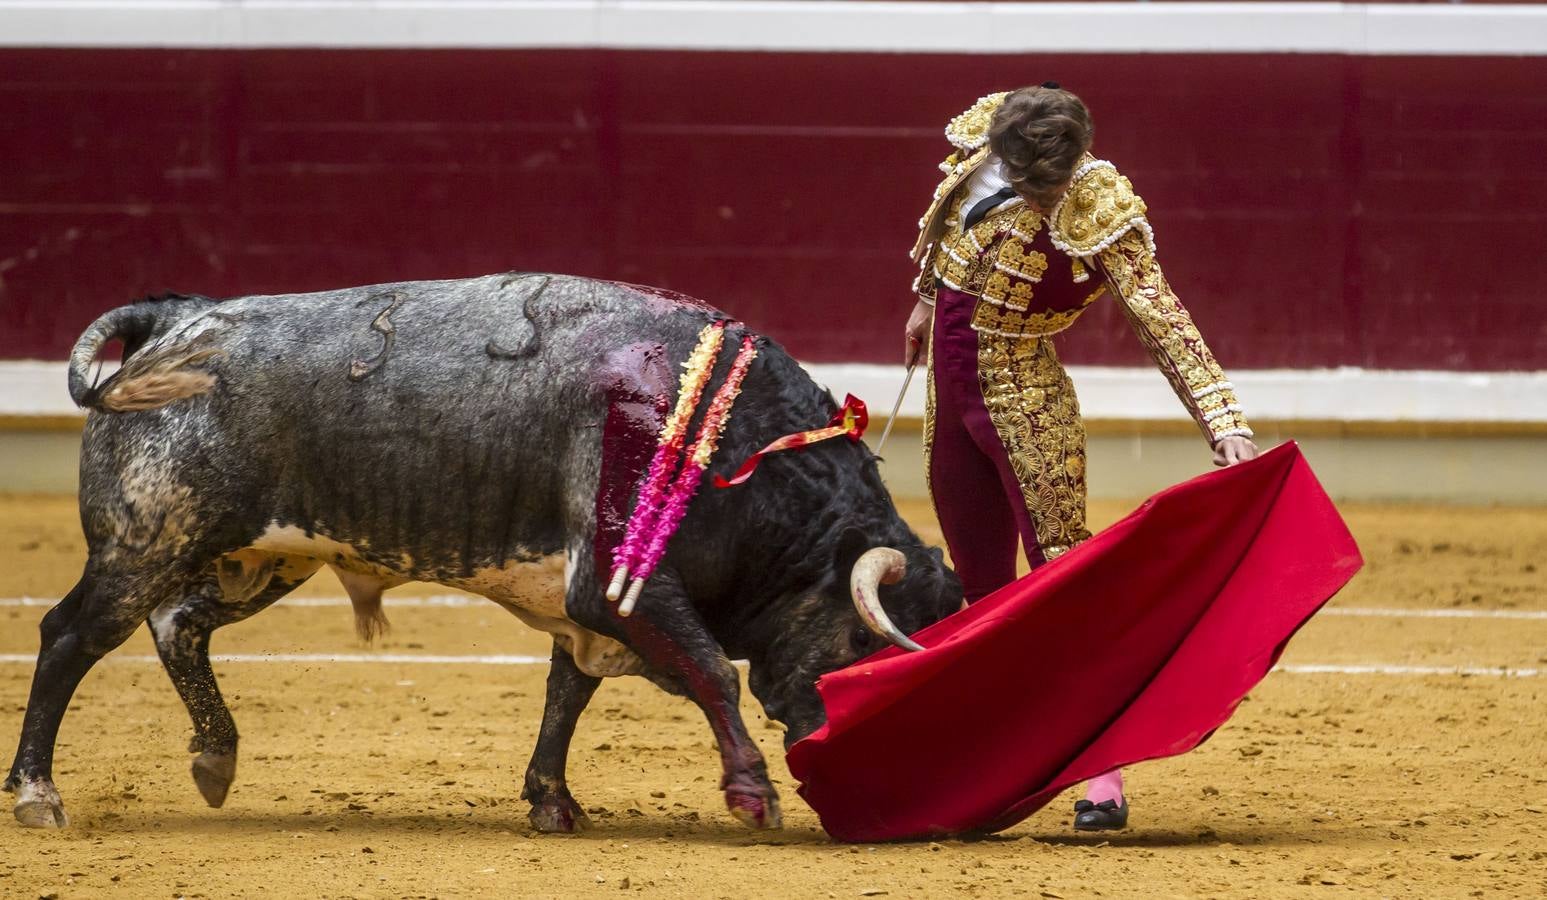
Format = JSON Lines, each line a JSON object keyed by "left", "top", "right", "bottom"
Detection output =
{"left": 787, "top": 442, "right": 1363, "bottom": 842}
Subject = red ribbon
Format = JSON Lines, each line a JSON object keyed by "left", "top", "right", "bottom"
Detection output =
{"left": 714, "top": 394, "right": 869, "bottom": 488}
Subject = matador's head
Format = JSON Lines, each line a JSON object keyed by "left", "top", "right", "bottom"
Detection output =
{"left": 990, "top": 83, "right": 1094, "bottom": 212}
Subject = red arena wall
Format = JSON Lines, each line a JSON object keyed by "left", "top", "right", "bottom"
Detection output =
{"left": 1, "top": 48, "right": 1544, "bottom": 371}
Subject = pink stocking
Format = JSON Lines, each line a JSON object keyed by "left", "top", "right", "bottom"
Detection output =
{"left": 1084, "top": 769, "right": 1125, "bottom": 805}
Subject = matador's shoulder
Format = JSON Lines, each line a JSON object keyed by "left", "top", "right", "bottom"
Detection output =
{"left": 943, "top": 92, "right": 1009, "bottom": 154}
{"left": 910, "top": 93, "right": 1009, "bottom": 263}
{"left": 1048, "top": 157, "right": 1155, "bottom": 259}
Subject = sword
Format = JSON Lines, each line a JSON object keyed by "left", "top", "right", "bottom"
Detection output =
{"left": 873, "top": 362, "right": 916, "bottom": 456}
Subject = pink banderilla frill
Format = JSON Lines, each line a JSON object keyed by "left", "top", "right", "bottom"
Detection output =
{"left": 619, "top": 334, "right": 758, "bottom": 615}
{"left": 606, "top": 322, "right": 726, "bottom": 603}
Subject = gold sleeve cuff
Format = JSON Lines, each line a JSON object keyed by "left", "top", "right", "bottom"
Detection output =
{"left": 1096, "top": 230, "right": 1252, "bottom": 444}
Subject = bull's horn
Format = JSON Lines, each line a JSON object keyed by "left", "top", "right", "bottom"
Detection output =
{"left": 849, "top": 547, "right": 926, "bottom": 652}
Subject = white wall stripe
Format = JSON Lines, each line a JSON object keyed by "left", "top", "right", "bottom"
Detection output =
{"left": 806, "top": 364, "right": 1547, "bottom": 424}
{"left": 0, "top": 2, "right": 1545, "bottom": 55}
{"left": 0, "top": 652, "right": 1535, "bottom": 676}
{"left": 3, "top": 595, "right": 1546, "bottom": 619}
{"left": 7, "top": 361, "right": 1547, "bottom": 424}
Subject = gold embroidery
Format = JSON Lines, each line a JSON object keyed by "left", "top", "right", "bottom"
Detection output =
{"left": 912, "top": 147, "right": 992, "bottom": 263}
{"left": 911, "top": 90, "right": 1021, "bottom": 264}
{"left": 927, "top": 198, "right": 1106, "bottom": 337}
{"left": 1048, "top": 157, "right": 1153, "bottom": 259}
{"left": 976, "top": 335, "right": 1092, "bottom": 555}
{"left": 1006, "top": 281, "right": 1037, "bottom": 309}
{"left": 970, "top": 285, "right": 1106, "bottom": 337}
{"left": 1096, "top": 229, "right": 1251, "bottom": 442}
{"left": 995, "top": 243, "right": 1048, "bottom": 282}
{"left": 944, "top": 92, "right": 1009, "bottom": 151}
{"left": 922, "top": 326, "right": 940, "bottom": 521}
{"left": 930, "top": 192, "right": 1010, "bottom": 296}
{"left": 980, "top": 272, "right": 1024, "bottom": 311}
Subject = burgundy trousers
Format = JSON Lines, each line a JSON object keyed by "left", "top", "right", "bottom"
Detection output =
{"left": 928, "top": 287, "right": 1048, "bottom": 604}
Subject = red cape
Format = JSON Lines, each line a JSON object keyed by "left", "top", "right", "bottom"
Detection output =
{"left": 786, "top": 442, "right": 1362, "bottom": 842}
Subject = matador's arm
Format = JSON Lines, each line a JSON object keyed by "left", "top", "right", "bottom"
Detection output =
{"left": 1049, "top": 158, "right": 1251, "bottom": 445}
{"left": 1096, "top": 230, "right": 1252, "bottom": 444}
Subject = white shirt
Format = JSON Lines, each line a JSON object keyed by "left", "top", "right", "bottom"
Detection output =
{"left": 956, "top": 155, "right": 1015, "bottom": 222}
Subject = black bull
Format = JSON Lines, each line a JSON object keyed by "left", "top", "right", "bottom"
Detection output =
{"left": 6, "top": 274, "right": 961, "bottom": 831}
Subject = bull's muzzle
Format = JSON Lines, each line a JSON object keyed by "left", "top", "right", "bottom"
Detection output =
{"left": 849, "top": 548, "right": 925, "bottom": 652}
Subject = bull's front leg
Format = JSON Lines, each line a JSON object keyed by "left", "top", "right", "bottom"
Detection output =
{"left": 522, "top": 643, "right": 601, "bottom": 833}
{"left": 595, "top": 570, "right": 781, "bottom": 830}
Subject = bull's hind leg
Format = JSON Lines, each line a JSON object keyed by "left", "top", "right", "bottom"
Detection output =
{"left": 148, "top": 553, "right": 322, "bottom": 808}
{"left": 7, "top": 558, "right": 192, "bottom": 828}
{"left": 522, "top": 643, "right": 601, "bottom": 833}
{"left": 2, "top": 583, "right": 85, "bottom": 802}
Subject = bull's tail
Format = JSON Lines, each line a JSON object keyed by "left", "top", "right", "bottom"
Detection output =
{"left": 68, "top": 304, "right": 225, "bottom": 413}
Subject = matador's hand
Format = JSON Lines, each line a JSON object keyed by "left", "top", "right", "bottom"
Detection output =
{"left": 904, "top": 299, "right": 932, "bottom": 367}
{"left": 1213, "top": 436, "right": 1259, "bottom": 468}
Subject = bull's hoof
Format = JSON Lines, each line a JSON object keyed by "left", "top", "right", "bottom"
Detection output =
{"left": 725, "top": 786, "right": 782, "bottom": 830}
{"left": 528, "top": 796, "right": 591, "bottom": 834}
{"left": 13, "top": 780, "right": 68, "bottom": 828}
{"left": 191, "top": 751, "right": 237, "bottom": 808}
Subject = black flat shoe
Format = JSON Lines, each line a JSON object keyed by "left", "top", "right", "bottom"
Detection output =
{"left": 1073, "top": 798, "right": 1129, "bottom": 831}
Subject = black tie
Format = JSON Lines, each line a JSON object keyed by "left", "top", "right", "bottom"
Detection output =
{"left": 963, "top": 186, "right": 1018, "bottom": 230}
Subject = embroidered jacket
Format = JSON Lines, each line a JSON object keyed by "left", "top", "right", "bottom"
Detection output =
{"left": 911, "top": 94, "right": 1252, "bottom": 444}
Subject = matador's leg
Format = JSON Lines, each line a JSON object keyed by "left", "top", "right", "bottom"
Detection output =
{"left": 928, "top": 291, "right": 1024, "bottom": 603}
{"left": 973, "top": 336, "right": 1093, "bottom": 567}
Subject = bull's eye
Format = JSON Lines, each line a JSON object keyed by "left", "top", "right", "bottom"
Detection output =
{"left": 848, "top": 626, "right": 875, "bottom": 656}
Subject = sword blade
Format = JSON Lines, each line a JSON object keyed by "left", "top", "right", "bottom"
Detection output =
{"left": 873, "top": 363, "right": 916, "bottom": 456}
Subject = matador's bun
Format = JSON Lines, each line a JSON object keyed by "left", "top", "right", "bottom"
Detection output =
{"left": 988, "top": 85, "right": 1094, "bottom": 209}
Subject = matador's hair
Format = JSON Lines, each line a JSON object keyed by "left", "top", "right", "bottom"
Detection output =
{"left": 988, "top": 84, "right": 1094, "bottom": 209}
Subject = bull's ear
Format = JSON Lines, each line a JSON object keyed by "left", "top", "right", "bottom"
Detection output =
{"left": 832, "top": 525, "right": 871, "bottom": 576}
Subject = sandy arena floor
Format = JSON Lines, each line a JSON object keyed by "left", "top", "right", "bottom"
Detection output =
{"left": 0, "top": 493, "right": 1543, "bottom": 899}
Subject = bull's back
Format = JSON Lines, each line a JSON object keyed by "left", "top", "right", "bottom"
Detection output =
{"left": 222, "top": 273, "right": 703, "bottom": 430}
{"left": 82, "top": 274, "right": 726, "bottom": 575}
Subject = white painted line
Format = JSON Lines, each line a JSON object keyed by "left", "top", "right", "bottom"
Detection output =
{"left": 1275, "top": 664, "right": 1540, "bottom": 678}
{"left": 4, "top": 596, "right": 1547, "bottom": 620}
{"left": 0, "top": 652, "right": 549, "bottom": 665}
{"left": 9, "top": 361, "right": 1547, "bottom": 424}
{"left": 0, "top": 653, "right": 1536, "bottom": 676}
{"left": 210, "top": 652, "right": 551, "bottom": 664}
{"left": 1320, "top": 607, "right": 1547, "bottom": 621}
{"left": 0, "top": 595, "right": 485, "bottom": 608}
{"left": 1, "top": 2, "right": 1545, "bottom": 55}
{"left": 283, "top": 595, "right": 484, "bottom": 609}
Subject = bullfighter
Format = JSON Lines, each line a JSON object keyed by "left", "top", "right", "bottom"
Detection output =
{"left": 902, "top": 83, "right": 1260, "bottom": 831}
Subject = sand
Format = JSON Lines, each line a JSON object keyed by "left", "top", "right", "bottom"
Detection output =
{"left": 0, "top": 493, "right": 1543, "bottom": 899}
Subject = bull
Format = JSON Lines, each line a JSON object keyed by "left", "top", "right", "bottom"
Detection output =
{"left": 5, "top": 274, "right": 961, "bottom": 830}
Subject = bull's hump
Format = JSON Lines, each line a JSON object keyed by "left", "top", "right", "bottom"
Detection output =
{"left": 607, "top": 280, "right": 724, "bottom": 316}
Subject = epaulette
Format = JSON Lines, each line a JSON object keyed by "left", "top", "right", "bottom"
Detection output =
{"left": 944, "top": 92, "right": 1009, "bottom": 152}
{"left": 1047, "top": 158, "right": 1154, "bottom": 259}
